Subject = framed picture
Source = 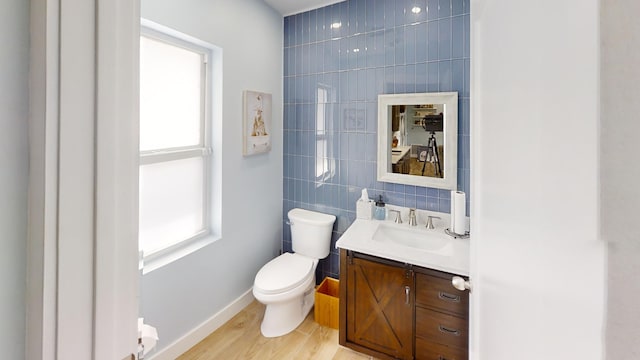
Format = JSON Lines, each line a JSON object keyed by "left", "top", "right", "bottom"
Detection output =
{"left": 342, "top": 108, "right": 366, "bottom": 131}
{"left": 243, "top": 90, "right": 272, "bottom": 156}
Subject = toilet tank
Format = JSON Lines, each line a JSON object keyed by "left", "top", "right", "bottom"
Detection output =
{"left": 288, "top": 208, "right": 336, "bottom": 259}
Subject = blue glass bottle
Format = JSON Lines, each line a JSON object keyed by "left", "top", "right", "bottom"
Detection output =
{"left": 374, "top": 195, "right": 386, "bottom": 220}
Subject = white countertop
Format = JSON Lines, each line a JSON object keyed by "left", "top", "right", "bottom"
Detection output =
{"left": 391, "top": 145, "right": 411, "bottom": 165}
{"left": 335, "top": 217, "right": 470, "bottom": 276}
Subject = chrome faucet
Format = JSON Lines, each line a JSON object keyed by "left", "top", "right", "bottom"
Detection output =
{"left": 425, "top": 215, "right": 441, "bottom": 230}
{"left": 388, "top": 209, "right": 402, "bottom": 224}
{"left": 408, "top": 208, "right": 417, "bottom": 226}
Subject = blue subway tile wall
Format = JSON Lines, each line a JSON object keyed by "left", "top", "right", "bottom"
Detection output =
{"left": 283, "top": 0, "right": 471, "bottom": 282}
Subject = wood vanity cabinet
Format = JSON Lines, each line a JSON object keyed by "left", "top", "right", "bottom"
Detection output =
{"left": 339, "top": 249, "right": 469, "bottom": 360}
{"left": 392, "top": 156, "right": 410, "bottom": 174}
{"left": 414, "top": 269, "right": 469, "bottom": 360}
{"left": 339, "top": 249, "right": 414, "bottom": 360}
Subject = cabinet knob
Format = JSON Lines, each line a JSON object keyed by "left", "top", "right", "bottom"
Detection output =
{"left": 451, "top": 276, "right": 471, "bottom": 292}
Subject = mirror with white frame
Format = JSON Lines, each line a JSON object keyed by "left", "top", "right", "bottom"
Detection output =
{"left": 377, "top": 92, "right": 458, "bottom": 190}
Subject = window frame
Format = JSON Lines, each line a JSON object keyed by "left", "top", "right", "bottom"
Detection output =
{"left": 139, "top": 23, "right": 215, "bottom": 265}
{"left": 315, "top": 84, "right": 336, "bottom": 184}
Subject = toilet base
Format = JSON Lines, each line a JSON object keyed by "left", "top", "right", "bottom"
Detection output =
{"left": 259, "top": 284, "right": 316, "bottom": 337}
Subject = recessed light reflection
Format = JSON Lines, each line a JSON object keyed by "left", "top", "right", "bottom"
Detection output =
{"left": 411, "top": 6, "right": 421, "bottom": 14}
{"left": 330, "top": 22, "right": 342, "bottom": 29}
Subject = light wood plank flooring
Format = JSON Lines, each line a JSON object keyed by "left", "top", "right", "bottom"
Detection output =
{"left": 178, "top": 300, "right": 378, "bottom": 360}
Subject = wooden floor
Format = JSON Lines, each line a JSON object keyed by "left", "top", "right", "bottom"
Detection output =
{"left": 178, "top": 300, "right": 378, "bottom": 360}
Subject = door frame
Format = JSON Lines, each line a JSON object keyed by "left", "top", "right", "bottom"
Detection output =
{"left": 27, "top": 0, "right": 141, "bottom": 358}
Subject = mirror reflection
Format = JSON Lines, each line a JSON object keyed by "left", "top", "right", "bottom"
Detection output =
{"left": 390, "top": 104, "right": 445, "bottom": 178}
{"left": 377, "top": 92, "right": 458, "bottom": 190}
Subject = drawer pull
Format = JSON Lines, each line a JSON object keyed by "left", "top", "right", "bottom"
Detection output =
{"left": 438, "top": 291, "right": 461, "bottom": 302}
{"left": 438, "top": 325, "right": 461, "bottom": 336}
{"left": 405, "top": 286, "right": 410, "bottom": 305}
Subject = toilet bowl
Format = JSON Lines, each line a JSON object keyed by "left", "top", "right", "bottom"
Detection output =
{"left": 253, "top": 208, "right": 336, "bottom": 337}
{"left": 253, "top": 253, "right": 317, "bottom": 337}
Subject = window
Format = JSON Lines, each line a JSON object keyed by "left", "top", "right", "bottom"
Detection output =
{"left": 315, "top": 85, "right": 336, "bottom": 184}
{"left": 138, "top": 26, "right": 213, "bottom": 260}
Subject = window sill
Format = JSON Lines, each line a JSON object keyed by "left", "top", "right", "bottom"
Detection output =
{"left": 141, "top": 234, "right": 221, "bottom": 275}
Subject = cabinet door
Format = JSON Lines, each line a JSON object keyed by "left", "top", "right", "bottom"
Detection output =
{"left": 346, "top": 256, "right": 414, "bottom": 360}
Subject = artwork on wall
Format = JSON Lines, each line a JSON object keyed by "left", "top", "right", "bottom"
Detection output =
{"left": 342, "top": 108, "right": 366, "bottom": 131}
{"left": 243, "top": 90, "right": 272, "bottom": 156}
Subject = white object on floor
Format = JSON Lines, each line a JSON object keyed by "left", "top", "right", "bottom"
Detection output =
{"left": 138, "top": 318, "right": 159, "bottom": 356}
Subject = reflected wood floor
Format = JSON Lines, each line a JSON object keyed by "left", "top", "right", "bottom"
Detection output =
{"left": 177, "top": 300, "right": 378, "bottom": 360}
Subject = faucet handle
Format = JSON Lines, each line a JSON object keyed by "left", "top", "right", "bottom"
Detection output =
{"left": 389, "top": 209, "right": 402, "bottom": 224}
{"left": 408, "top": 208, "right": 417, "bottom": 226}
{"left": 425, "top": 215, "right": 441, "bottom": 229}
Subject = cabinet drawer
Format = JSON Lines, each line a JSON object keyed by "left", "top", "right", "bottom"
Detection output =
{"left": 416, "top": 338, "right": 467, "bottom": 360}
{"left": 416, "top": 273, "right": 468, "bottom": 317}
{"left": 416, "top": 307, "right": 468, "bottom": 349}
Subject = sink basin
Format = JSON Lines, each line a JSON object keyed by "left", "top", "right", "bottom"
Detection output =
{"left": 372, "top": 223, "right": 453, "bottom": 256}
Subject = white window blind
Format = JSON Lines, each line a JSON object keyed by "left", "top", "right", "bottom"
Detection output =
{"left": 139, "top": 30, "right": 212, "bottom": 257}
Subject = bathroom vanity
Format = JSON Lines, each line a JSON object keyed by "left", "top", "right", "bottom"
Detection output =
{"left": 336, "top": 215, "right": 469, "bottom": 360}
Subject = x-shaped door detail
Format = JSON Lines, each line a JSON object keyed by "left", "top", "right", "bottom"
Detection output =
{"left": 346, "top": 257, "right": 413, "bottom": 359}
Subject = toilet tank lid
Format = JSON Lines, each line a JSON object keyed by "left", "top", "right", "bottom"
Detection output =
{"left": 288, "top": 208, "right": 336, "bottom": 226}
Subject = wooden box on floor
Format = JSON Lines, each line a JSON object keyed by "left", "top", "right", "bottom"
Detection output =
{"left": 315, "top": 277, "right": 340, "bottom": 329}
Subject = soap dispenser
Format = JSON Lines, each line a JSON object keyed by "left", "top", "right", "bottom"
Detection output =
{"left": 374, "top": 195, "right": 386, "bottom": 220}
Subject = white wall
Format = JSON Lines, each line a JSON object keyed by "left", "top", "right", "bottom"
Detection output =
{"left": 140, "top": 0, "right": 283, "bottom": 353}
{"left": 601, "top": 1, "right": 640, "bottom": 359}
{"left": 0, "top": 0, "right": 29, "bottom": 358}
{"left": 471, "top": 0, "right": 605, "bottom": 359}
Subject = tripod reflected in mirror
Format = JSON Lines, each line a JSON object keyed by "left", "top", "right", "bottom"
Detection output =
{"left": 417, "top": 137, "right": 442, "bottom": 178}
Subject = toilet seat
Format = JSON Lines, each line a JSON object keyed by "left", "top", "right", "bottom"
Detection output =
{"left": 254, "top": 253, "right": 314, "bottom": 295}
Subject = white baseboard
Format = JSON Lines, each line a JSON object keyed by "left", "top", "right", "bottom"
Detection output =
{"left": 147, "top": 288, "right": 255, "bottom": 360}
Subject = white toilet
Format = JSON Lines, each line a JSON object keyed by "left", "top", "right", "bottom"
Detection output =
{"left": 253, "top": 208, "right": 336, "bottom": 337}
